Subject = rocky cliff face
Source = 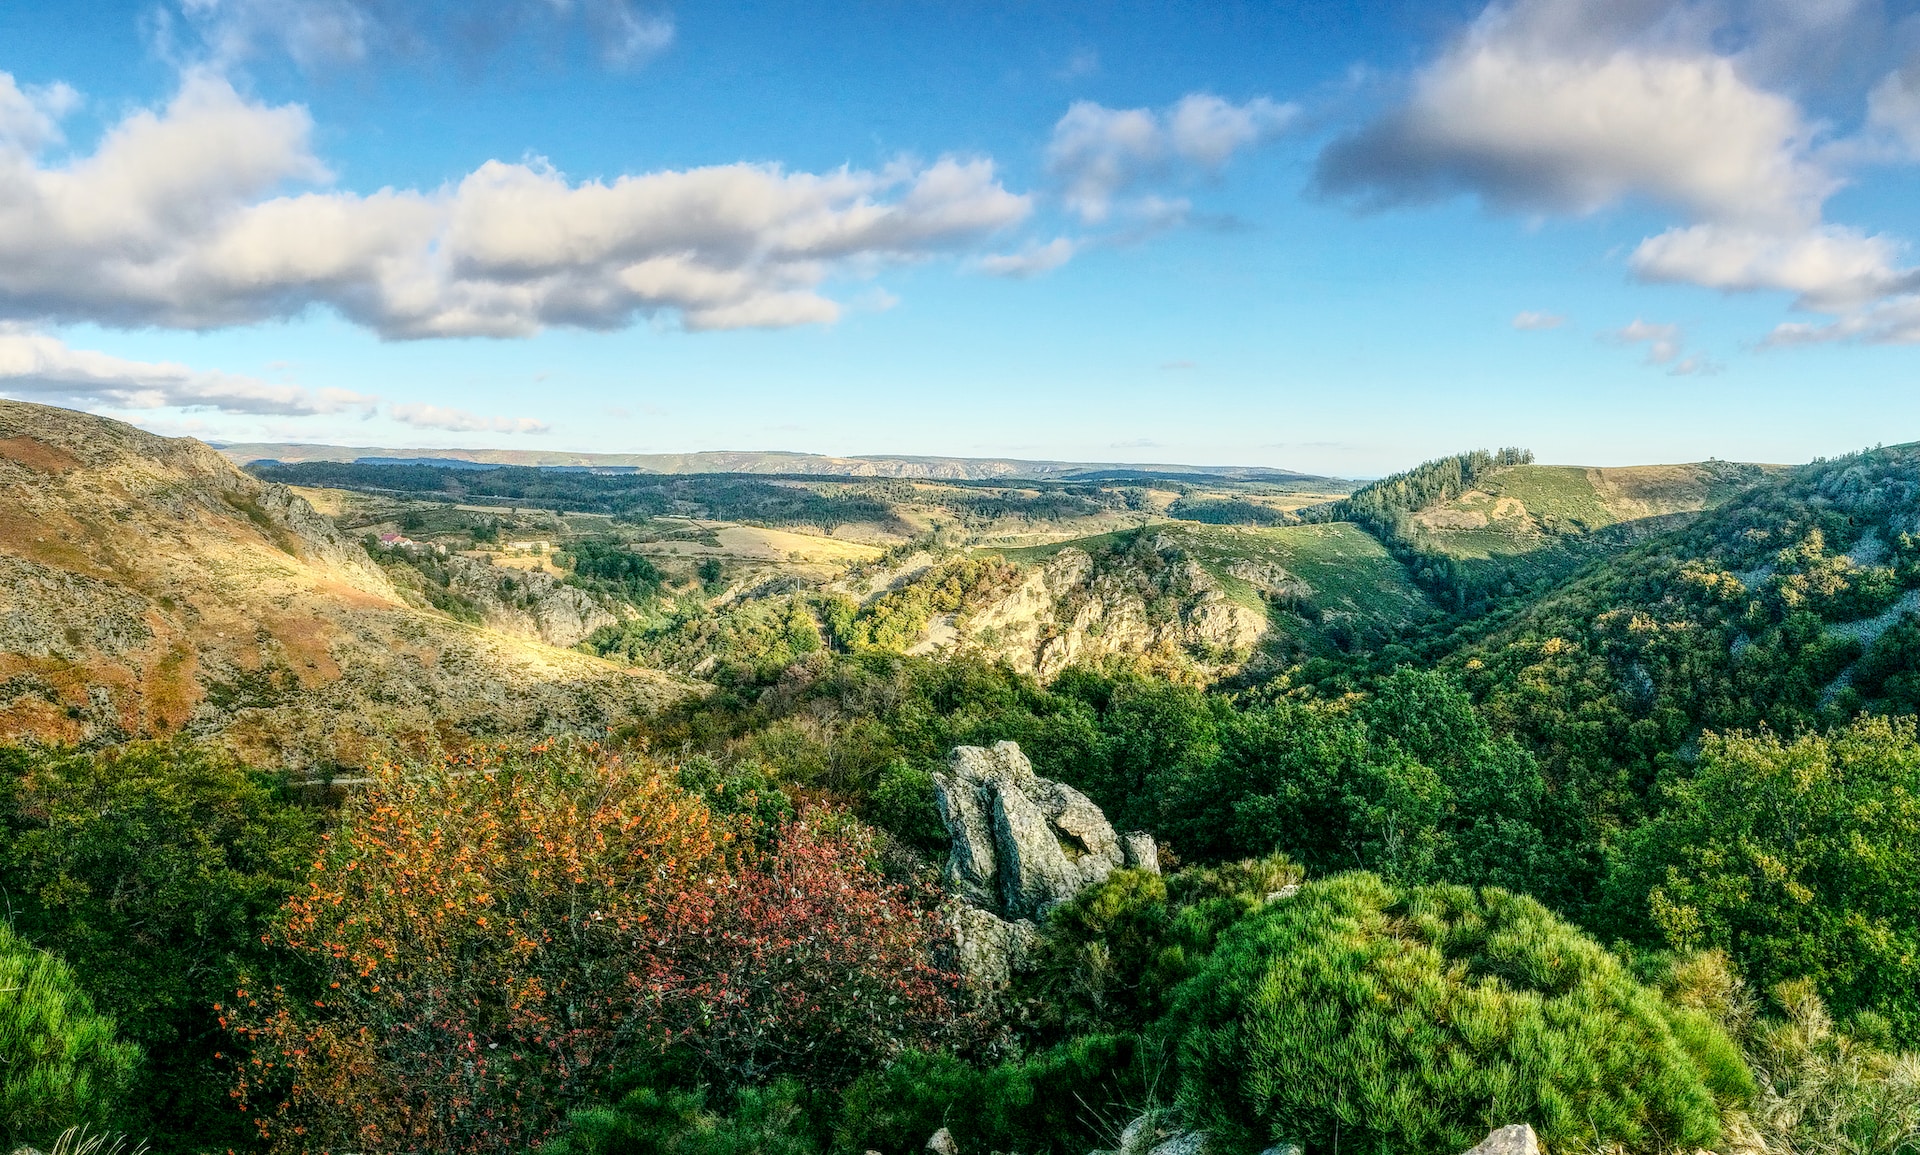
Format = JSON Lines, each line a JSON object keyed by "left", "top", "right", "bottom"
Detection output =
{"left": 0, "top": 400, "right": 685, "bottom": 767}
{"left": 948, "top": 544, "right": 1269, "bottom": 680}
{"left": 932, "top": 740, "right": 1156, "bottom": 988}
{"left": 378, "top": 546, "right": 620, "bottom": 648}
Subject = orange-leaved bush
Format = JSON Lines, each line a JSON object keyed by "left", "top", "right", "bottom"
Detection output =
{"left": 229, "top": 744, "right": 960, "bottom": 1155}
{"left": 230, "top": 742, "right": 738, "bottom": 1155}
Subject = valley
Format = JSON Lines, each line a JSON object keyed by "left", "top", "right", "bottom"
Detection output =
{"left": 2, "top": 398, "right": 1915, "bottom": 1155}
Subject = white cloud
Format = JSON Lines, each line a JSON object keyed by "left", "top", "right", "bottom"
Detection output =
{"left": 1511, "top": 310, "right": 1566, "bottom": 329}
{"left": 1630, "top": 223, "right": 1919, "bottom": 310}
{"left": 1048, "top": 93, "right": 1297, "bottom": 222}
{"left": 1317, "top": 24, "right": 1829, "bottom": 227}
{"left": 1864, "top": 68, "right": 1920, "bottom": 160}
{"left": 1766, "top": 294, "right": 1920, "bottom": 346}
{"left": 389, "top": 402, "right": 549, "bottom": 434}
{"left": 975, "top": 237, "right": 1077, "bottom": 278}
{"left": 0, "top": 75, "right": 78, "bottom": 152}
{"left": 1607, "top": 318, "right": 1685, "bottom": 364}
{"left": 0, "top": 325, "right": 376, "bottom": 414}
{"left": 175, "top": 0, "right": 674, "bottom": 73}
{"left": 1316, "top": 0, "right": 1920, "bottom": 349}
{"left": 0, "top": 71, "right": 1031, "bottom": 339}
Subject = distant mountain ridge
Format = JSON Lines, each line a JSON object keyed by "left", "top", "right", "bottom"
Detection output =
{"left": 215, "top": 442, "right": 1333, "bottom": 483}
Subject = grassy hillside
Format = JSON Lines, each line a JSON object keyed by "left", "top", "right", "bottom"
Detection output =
{"left": 0, "top": 401, "right": 685, "bottom": 767}
{"left": 1003, "top": 521, "right": 1430, "bottom": 628}
{"left": 1412, "top": 461, "right": 1774, "bottom": 560}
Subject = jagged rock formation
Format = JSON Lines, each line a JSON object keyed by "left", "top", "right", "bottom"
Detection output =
{"left": 379, "top": 546, "right": 620, "bottom": 648}
{"left": 958, "top": 546, "right": 1268, "bottom": 681}
{"left": 0, "top": 400, "right": 686, "bottom": 767}
{"left": 933, "top": 740, "right": 1155, "bottom": 987}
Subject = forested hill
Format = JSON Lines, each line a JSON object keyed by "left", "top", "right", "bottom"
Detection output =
{"left": 1314, "top": 449, "right": 1776, "bottom": 612}
{"left": 1447, "top": 441, "right": 1920, "bottom": 826}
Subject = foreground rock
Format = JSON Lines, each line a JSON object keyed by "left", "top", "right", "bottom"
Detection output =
{"left": 933, "top": 740, "right": 1156, "bottom": 988}
{"left": 1463, "top": 1125, "right": 1540, "bottom": 1155}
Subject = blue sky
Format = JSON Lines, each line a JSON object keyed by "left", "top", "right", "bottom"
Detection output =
{"left": 1, "top": 0, "right": 1918, "bottom": 476}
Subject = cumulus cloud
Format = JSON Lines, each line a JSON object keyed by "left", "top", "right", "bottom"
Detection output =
{"left": 1315, "top": 13, "right": 1829, "bottom": 227}
{"left": 0, "top": 325, "right": 376, "bottom": 414}
{"left": 1605, "top": 316, "right": 1720, "bottom": 372}
{"left": 0, "top": 74, "right": 78, "bottom": 152}
{"left": 1511, "top": 310, "right": 1566, "bottom": 329}
{"left": 174, "top": 0, "right": 674, "bottom": 73}
{"left": 0, "top": 71, "right": 1031, "bottom": 339}
{"left": 389, "top": 402, "right": 549, "bottom": 434}
{"left": 1630, "top": 223, "right": 1920, "bottom": 310}
{"left": 975, "top": 237, "right": 1077, "bottom": 278}
{"left": 1048, "top": 93, "right": 1297, "bottom": 222}
{"left": 1316, "top": 0, "right": 1920, "bottom": 348}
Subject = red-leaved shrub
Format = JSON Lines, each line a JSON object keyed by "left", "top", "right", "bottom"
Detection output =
{"left": 229, "top": 744, "right": 956, "bottom": 1155}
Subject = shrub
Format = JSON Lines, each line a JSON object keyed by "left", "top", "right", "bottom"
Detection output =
{"left": 659, "top": 809, "right": 960, "bottom": 1090}
{"left": 1013, "top": 856, "right": 1305, "bottom": 1042}
{"left": 835, "top": 1034, "right": 1164, "bottom": 1155}
{"left": 1168, "top": 874, "right": 1751, "bottom": 1155}
{"left": 231, "top": 742, "right": 738, "bottom": 1155}
{"left": 0, "top": 740, "right": 319, "bottom": 1153}
{"left": 0, "top": 923, "right": 140, "bottom": 1150}
{"left": 544, "top": 1080, "right": 819, "bottom": 1155}
{"left": 1659, "top": 952, "right": 1920, "bottom": 1155}
{"left": 1608, "top": 715, "right": 1920, "bottom": 1041}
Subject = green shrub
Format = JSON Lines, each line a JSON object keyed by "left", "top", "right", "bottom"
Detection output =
{"left": 1169, "top": 874, "right": 1751, "bottom": 1155}
{"left": 1607, "top": 715, "right": 1920, "bottom": 1041}
{"left": 544, "top": 1080, "right": 819, "bottom": 1155}
{"left": 835, "top": 1035, "right": 1163, "bottom": 1155}
{"left": 0, "top": 922, "right": 140, "bottom": 1149}
{"left": 0, "top": 741, "right": 319, "bottom": 1153}
{"left": 1014, "top": 856, "right": 1306, "bottom": 1041}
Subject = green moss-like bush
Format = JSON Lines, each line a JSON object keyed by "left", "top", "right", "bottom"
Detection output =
{"left": 0, "top": 923, "right": 140, "bottom": 1149}
{"left": 834, "top": 1034, "right": 1160, "bottom": 1155}
{"left": 1169, "top": 874, "right": 1751, "bottom": 1155}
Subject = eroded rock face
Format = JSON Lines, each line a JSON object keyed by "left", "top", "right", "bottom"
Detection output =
{"left": 934, "top": 740, "right": 1135, "bottom": 921}
{"left": 934, "top": 740, "right": 1154, "bottom": 989}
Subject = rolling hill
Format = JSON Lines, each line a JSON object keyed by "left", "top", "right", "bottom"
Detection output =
{"left": 1443, "top": 444, "right": 1920, "bottom": 810}
{"left": 0, "top": 400, "right": 685, "bottom": 769}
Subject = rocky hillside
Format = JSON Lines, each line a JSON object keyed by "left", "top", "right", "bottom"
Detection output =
{"left": 0, "top": 401, "right": 684, "bottom": 768}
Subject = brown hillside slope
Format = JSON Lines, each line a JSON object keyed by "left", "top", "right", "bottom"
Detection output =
{"left": 0, "top": 401, "right": 685, "bottom": 768}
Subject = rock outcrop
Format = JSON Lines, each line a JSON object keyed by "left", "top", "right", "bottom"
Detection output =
{"left": 933, "top": 740, "right": 1156, "bottom": 988}
{"left": 957, "top": 546, "right": 1269, "bottom": 681}
{"left": 1462, "top": 1125, "right": 1540, "bottom": 1155}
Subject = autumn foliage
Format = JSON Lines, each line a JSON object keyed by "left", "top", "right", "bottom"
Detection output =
{"left": 663, "top": 811, "right": 959, "bottom": 1091}
{"left": 229, "top": 742, "right": 955, "bottom": 1155}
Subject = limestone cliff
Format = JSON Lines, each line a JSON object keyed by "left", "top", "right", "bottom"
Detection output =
{"left": 948, "top": 541, "right": 1270, "bottom": 680}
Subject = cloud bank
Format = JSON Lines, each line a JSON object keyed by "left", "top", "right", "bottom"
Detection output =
{"left": 1316, "top": 0, "right": 1920, "bottom": 347}
{"left": 0, "top": 327, "right": 547, "bottom": 432}
{"left": 0, "top": 326, "right": 374, "bottom": 414}
{"left": 0, "top": 71, "right": 1031, "bottom": 340}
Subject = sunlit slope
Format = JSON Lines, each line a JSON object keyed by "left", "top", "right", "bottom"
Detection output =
{"left": 997, "top": 520, "right": 1435, "bottom": 662}
{"left": 1411, "top": 462, "right": 1774, "bottom": 561}
{"left": 0, "top": 400, "right": 686, "bottom": 768}
{"left": 1449, "top": 444, "right": 1920, "bottom": 791}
